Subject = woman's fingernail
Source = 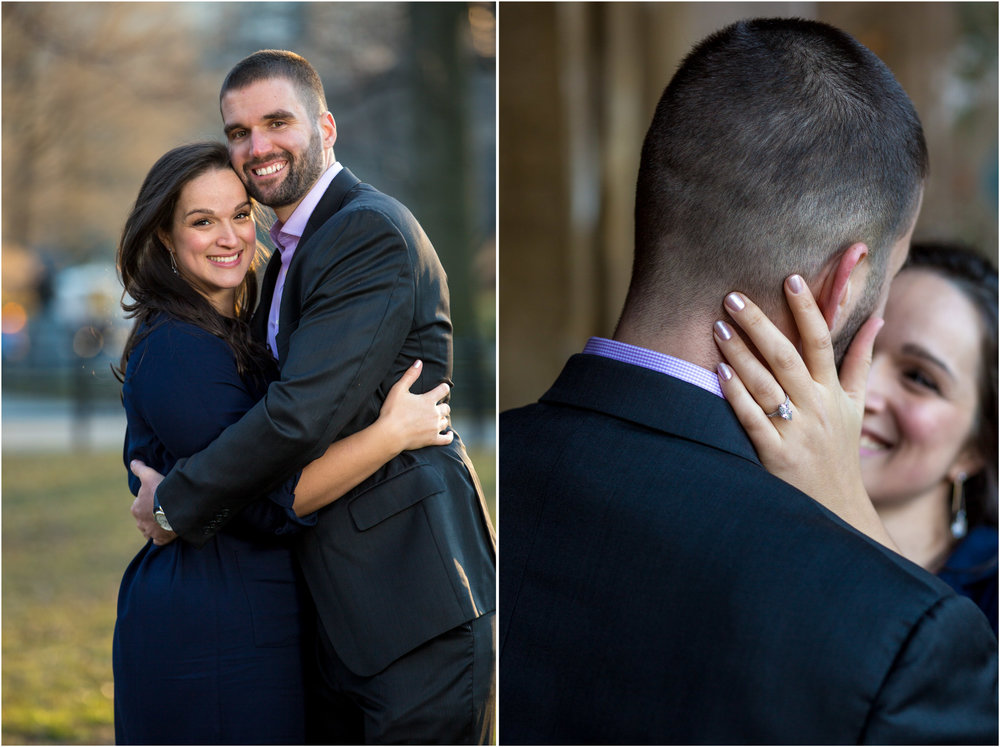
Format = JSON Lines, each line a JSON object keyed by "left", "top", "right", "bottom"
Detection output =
{"left": 787, "top": 274, "right": 804, "bottom": 294}
{"left": 717, "top": 362, "right": 733, "bottom": 381}
{"left": 412, "top": 360, "right": 422, "bottom": 368}
{"left": 725, "top": 293, "right": 745, "bottom": 312}
{"left": 714, "top": 320, "right": 732, "bottom": 341}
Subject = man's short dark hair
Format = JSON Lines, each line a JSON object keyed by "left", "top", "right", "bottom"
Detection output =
{"left": 220, "top": 49, "right": 328, "bottom": 118}
{"left": 622, "top": 18, "right": 928, "bottom": 333}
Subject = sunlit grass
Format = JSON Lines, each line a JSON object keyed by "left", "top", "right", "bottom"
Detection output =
{"left": 2, "top": 447, "right": 496, "bottom": 745}
{"left": 3, "top": 450, "right": 138, "bottom": 745}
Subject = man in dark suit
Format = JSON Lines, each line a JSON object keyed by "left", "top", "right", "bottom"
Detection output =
{"left": 500, "top": 18, "right": 997, "bottom": 744}
{"left": 131, "top": 51, "right": 495, "bottom": 744}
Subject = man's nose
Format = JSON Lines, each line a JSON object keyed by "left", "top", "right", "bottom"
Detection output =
{"left": 250, "top": 130, "right": 271, "bottom": 158}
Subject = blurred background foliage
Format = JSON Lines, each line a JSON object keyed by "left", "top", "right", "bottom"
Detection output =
{"left": 499, "top": 2, "right": 997, "bottom": 410}
{"left": 3, "top": 1, "right": 496, "bottom": 426}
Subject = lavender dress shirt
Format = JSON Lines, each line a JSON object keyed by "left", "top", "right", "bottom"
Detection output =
{"left": 582, "top": 336, "right": 724, "bottom": 398}
{"left": 265, "top": 162, "right": 344, "bottom": 359}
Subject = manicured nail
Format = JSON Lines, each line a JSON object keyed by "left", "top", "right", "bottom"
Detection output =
{"left": 787, "top": 274, "right": 805, "bottom": 294}
{"left": 717, "top": 362, "right": 733, "bottom": 381}
{"left": 412, "top": 360, "right": 422, "bottom": 368}
{"left": 714, "top": 320, "right": 732, "bottom": 341}
{"left": 725, "top": 293, "right": 745, "bottom": 312}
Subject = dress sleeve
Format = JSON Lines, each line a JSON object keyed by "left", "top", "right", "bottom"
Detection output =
{"left": 127, "top": 320, "right": 315, "bottom": 535}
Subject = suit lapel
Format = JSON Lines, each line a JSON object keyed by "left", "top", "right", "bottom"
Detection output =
{"left": 541, "top": 353, "right": 761, "bottom": 466}
{"left": 250, "top": 167, "right": 363, "bottom": 341}
{"left": 299, "top": 166, "right": 362, "bottom": 249}
{"left": 251, "top": 250, "right": 282, "bottom": 341}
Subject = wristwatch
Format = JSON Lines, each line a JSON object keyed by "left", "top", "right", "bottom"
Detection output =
{"left": 153, "top": 492, "right": 173, "bottom": 532}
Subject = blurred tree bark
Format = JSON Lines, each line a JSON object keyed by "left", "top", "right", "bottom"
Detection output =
{"left": 2, "top": 3, "right": 216, "bottom": 262}
{"left": 408, "top": 3, "right": 486, "bottom": 417}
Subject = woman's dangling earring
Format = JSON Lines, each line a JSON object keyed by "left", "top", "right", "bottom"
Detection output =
{"left": 168, "top": 251, "right": 179, "bottom": 275}
{"left": 950, "top": 472, "right": 968, "bottom": 540}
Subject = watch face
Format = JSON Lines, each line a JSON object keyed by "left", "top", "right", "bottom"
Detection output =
{"left": 154, "top": 510, "right": 170, "bottom": 531}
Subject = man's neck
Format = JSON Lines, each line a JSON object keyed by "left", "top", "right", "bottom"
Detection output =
{"left": 615, "top": 300, "right": 799, "bottom": 374}
{"left": 614, "top": 320, "right": 724, "bottom": 374}
{"left": 273, "top": 203, "right": 300, "bottom": 224}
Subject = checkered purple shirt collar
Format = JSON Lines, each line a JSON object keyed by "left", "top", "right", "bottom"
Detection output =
{"left": 582, "top": 337, "right": 724, "bottom": 399}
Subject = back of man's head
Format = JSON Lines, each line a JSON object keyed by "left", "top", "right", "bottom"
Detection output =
{"left": 220, "top": 49, "right": 328, "bottom": 118}
{"left": 622, "top": 18, "right": 927, "bottom": 337}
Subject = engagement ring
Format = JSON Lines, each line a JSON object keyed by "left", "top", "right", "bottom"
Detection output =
{"left": 766, "top": 394, "right": 793, "bottom": 421}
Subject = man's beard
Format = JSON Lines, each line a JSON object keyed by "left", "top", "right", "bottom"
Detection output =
{"left": 243, "top": 127, "right": 325, "bottom": 209}
{"left": 831, "top": 269, "right": 883, "bottom": 369}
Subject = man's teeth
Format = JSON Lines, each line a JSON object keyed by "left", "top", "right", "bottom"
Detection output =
{"left": 254, "top": 162, "right": 285, "bottom": 176}
{"left": 860, "top": 434, "right": 888, "bottom": 451}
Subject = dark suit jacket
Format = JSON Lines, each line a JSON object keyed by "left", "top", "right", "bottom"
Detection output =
{"left": 158, "top": 168, "right": 496, "bottom": 676}
{"left": 499, "top": 353, "right": 997, "bottom": 745}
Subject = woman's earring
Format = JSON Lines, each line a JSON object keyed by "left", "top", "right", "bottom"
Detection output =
{"left": 950, "top": 472, "right": 968, "bottom": 540}
{"left": 168, "top": 252, "right": 179, "bottom": 275}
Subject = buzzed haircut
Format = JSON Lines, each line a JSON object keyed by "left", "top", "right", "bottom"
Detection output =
{"left": 622, "top": 18, "right": 928, "bottom": 332}
{"left": 220, "top": 49, "right": 328, "bottom": 117}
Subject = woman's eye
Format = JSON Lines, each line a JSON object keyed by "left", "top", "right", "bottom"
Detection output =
{"left": 904, "top": 368, "right": 939, "bottom": 393}
{"left": 193, "top": 219, "right": 211, "bottom": 227}
{"left": 235, "top": 211, "right": 251, "bottom": 220}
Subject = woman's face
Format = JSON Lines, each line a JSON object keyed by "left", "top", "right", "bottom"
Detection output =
{"left": 160, "top": 167, "right": 256, "bottom": 315}
{"left": 860, "top": 268, "right": 984, "bottom": 506}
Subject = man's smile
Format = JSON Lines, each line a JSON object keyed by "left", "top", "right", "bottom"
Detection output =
{"left": 251, "top": 161, "right": 286, "bottom": 177}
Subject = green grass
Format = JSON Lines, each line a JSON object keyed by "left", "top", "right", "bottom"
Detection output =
{"left": 2, "top": 447, "right": 496, "bottom": 745}
{"left": 2, "top": 450, "right": 140, "bottom": 745}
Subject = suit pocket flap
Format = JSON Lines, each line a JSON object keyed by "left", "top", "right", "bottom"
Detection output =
{"left": 348, "top": 462, "right": 446, "bottom": 531}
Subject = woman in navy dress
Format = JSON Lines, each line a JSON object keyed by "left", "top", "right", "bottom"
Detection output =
{"left": 112, "top": 142, "right": 453, "bottom": 744}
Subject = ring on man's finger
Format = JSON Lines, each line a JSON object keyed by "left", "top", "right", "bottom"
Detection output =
{"left": 766, "top": 393, "right": 793, "bottom": 421}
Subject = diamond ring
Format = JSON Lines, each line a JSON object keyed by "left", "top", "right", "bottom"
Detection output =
{"left": 766, "top": 394, "right": 793, "bottom": 421}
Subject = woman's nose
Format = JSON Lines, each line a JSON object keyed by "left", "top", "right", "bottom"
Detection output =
{"left": 865, "top": 359, "right": 890, "bottom": 414}
{"left": 217, "top": 223, "right": 238, "bottom": 247}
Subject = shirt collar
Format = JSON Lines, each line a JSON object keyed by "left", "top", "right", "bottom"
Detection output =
{"left": 582, "top": 336, "right": 725, "bottom": 398}
{"left": 269, "top": 161, "right": 343, "bottom": 249}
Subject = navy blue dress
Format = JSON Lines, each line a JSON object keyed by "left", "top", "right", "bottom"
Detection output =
{"left": 113, "top": 315, "right": 316, "bottom": 745}
{"left": 939, "top": 526, "right": 999, "bottom": 637}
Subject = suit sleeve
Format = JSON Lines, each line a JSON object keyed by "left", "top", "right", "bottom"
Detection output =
{"left": 157, "top": 207, "right": 416, "bottom": 546}
{"left": 861, "top": 594, "right": 998, "bottom": 745}
{"left": 128, "top": 323, "right": 309, "bottom": 536}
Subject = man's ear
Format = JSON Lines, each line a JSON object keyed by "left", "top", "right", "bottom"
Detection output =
{"left": 320, "top": 111, "right": 337, "bottom": 150}
{"left": 814, "top": 242, "right": 869, "bottom": 331}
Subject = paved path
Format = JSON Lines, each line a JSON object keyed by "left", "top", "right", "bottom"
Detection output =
{"left": 2, "top": 396, "right": 494, "bottom": 453}
{"left": 3, "top": 396, "right": 125, "bottom": 453}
